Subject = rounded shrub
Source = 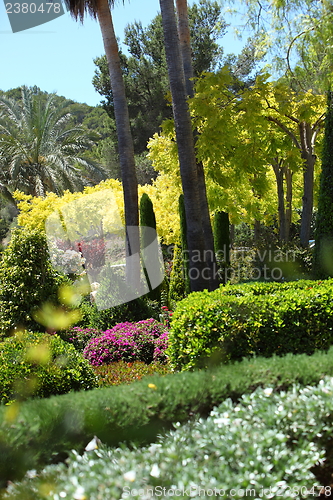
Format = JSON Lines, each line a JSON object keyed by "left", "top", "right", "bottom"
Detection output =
{"left": 0, "top": 331, "right": 98, "bottom": 404}
{"left": 83, "top": 319, "right": 169, "bottom": 366}
{"left": 168, "top": 279, "right": 333, "bottom": 371}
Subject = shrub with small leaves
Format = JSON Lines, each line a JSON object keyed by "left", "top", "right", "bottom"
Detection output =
{"left": 168, "top": 278, "right": 333, "bottom": 371}
{"left": 0, "top": 331, "right": 98, "bottom": 404}
{"left": 83, "top": 319, "right": 169, "bottom": 366}
{"left": 0, "top": 228, "right": 68, "bottom": 338}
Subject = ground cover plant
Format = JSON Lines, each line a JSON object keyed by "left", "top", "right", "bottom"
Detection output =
{"left": 168, "top": 278, "right": 333, "bottom": 370}
{"left": 2, "top": 346, "right": 333, "bottom": 488}
{"left": 93, "top": 361, "right": 171, "bottom": 386}
{"left": 4, "top": 377, "right": 333, "bottom": 499}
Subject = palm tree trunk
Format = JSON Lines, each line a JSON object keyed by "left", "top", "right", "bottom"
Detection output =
{"left": 159, "top": 0, "right": 209, "bottom": 292}
{"left": 176, "top": 0, "right": 220, "bottom": 290}
{"left": 96, "top": 0, "right": 140, "bottom": 290}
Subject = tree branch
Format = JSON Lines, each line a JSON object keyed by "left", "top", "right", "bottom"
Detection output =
{"left": 266, "top": 115, "right": 301, "bottom": 150}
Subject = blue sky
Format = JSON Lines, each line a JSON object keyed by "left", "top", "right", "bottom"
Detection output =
{"left": 0, "top": 0, "right": 245, "bottom": 106}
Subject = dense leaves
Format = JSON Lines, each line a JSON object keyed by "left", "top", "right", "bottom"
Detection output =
{"left": 0, "top": 331, "right": 98, "bottom": 404}
{"left": 6, "top": 378, "right": 333, "bottom": 498}
{"left": 168, "top": 279, "right": 333, "bottom": 370}
{"left": 0, "top": 228, "right": 68, "bottom": 338}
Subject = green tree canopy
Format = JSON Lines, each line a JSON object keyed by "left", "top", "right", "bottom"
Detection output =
{"left": 92, "top": 0, "right": 232, "bottom": 154}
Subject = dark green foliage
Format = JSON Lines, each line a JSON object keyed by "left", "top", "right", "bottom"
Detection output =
{"left": 0, "top": 228, "right": 68, "bottom": 338}
{"left": 178, "top": 194, "right": 190, "bottom": 294}
{"left": 168, "top": 279, "right": 333, "bottom": 370}
{"left": 77, "top": 297, "right": 160, "bottom": 331}
{"left": 0, "top": 218, "right": 10, "bottom": 241}
{"left": 2, "top": 346, "right": 333, "bottom": 487}
{"left": 140, "top": 193, "right": 156, "bottom": 230}
{"left": 57, "top": 326, "right": 101, "bottom": 352}
{"left": 139, "top": 192, "right": 161, "bottom": 301}
{"left": 168, "top": 244, "right": 187, "bottom": 305}
{"left": 0, "top": 331, "right": 98, "bottom": 404}
{"left": 92, "top": 1, "right": 227, "bottom": 154}
{"left": 213, "top": 211, "right": 230, "bottom": 283}
{"left": 314, "top": 91, "right": 333, "bottom": 278}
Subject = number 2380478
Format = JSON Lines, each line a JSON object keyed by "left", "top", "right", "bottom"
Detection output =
{"left": 6, "top": 3, "right": 61, "bottom": 14}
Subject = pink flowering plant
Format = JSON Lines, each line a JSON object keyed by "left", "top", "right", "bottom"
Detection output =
{"left": 83, "top": 319, "right": 169, "bottom": 366}
{"left": 160, "top": 306, "right": 173, "bottom": 327}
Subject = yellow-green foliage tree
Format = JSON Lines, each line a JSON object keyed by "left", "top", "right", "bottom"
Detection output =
{"left": 148, "top": 69, "right": 326, "bottom": 243}
{"left": 238, "top": 74, "right": 326, "bottom": 245}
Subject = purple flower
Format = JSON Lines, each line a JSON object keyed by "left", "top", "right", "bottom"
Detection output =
{"left": 83, "top": 319, "right": 169, "bottom": 366}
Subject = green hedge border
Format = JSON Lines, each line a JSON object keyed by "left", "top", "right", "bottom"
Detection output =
{"left": 2, "top": 346, "right": 333, "bottom": 488}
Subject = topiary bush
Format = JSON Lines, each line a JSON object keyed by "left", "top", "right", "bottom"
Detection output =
{"left": 0, "top": 331, "right": 98, "bottom": 404}
{"left": 168, "top": 243, "right": 187, "bottom": 306}
{"left": 0, "top": 228, "right": 68, "bottom": 338}
{"left": 168, "top": 279, "right": 333, "bottom": 371}
{"left": 83, "top": 319, "right": 169, "bottom": 366}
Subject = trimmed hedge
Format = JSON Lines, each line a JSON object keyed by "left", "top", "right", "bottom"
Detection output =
{"left": 5, "top": 379, "right": 333, "bottom": 499}
{"left": 0, "top": 331, "right": 98, "bottom": 404}
{"left": 167, "top": 279, "right": 333, "bottom": 371}
{"left": 2, "top": 346, "right": 333, "bottom": 487}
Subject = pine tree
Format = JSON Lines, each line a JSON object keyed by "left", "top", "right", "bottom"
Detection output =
{"left": 314, "top": 91, "right": 333, "bottom": 277}
{"left": 214, "top": 211, "right": 230, "bottom": 284}
{"left": 139, "top": 193, "right": 161, "bottom": 301}
{"left": 168, "top": 243, "right": 187, "bottom": 305}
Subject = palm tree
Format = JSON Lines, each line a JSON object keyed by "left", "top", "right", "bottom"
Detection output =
{"left": 176, "top": 0, "right": 219, "bottom": 290}
{"left": 159, "top": 0, "right": 211, "bottom": 292}
{"left": 63, "top": 0, "right": 140, "bottom": 290}
{"left": 0, "top": 86, "right": 106, "bottom": 198}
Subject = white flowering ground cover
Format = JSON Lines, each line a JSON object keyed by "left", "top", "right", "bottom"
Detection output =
{"left": 4, "top": 378, "right": 333, "bottom": 499}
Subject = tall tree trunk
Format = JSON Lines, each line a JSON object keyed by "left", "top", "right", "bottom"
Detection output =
{"left": 175, "top": 0, "right": 220, "bottom": 290}
{"left": 159, "top": 0, "right": 208, "bottom": 292}
{"left": 96, "top": 0, "right": 140, "bottom": 290}
{"left": 299, "top": 121, "right": 316, "bottom": 247}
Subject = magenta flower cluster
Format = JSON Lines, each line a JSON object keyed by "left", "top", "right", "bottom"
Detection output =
{"left": 83, "top": 319, "right": 169, "bottom": 366}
